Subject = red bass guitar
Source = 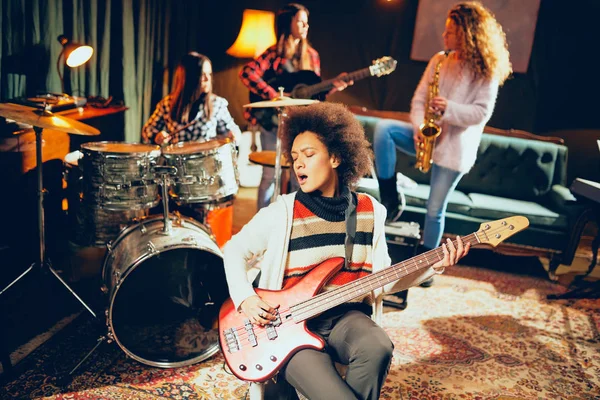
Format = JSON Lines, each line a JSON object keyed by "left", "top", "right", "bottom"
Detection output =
{"left": 218, "top": 216, "right": 529, "bottom": 382}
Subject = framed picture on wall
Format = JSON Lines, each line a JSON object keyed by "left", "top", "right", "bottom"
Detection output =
{"left": 410, "top": 0, "right": 540, "bottom": 73}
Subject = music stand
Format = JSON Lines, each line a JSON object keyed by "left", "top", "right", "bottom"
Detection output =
{"left": 0, "top": 105, "right": 99, "bottom": 319}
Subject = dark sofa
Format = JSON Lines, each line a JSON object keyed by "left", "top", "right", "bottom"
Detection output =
{"left": 352, "top": 107, "right": 588, "bottom": 275}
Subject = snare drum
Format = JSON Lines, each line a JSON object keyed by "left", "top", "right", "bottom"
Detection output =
{"left": 162, "top": 138, "right": 239, "bottom": 204}
{"left": 79, "top": 142, "right": 161, "bottom": 210}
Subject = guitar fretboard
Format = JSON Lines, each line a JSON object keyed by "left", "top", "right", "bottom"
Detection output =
{"left": 300, "top": 67, "right": 373, "bottom": 98}
{"left": 289, "top": 232, "right": 484, "bottom": 321}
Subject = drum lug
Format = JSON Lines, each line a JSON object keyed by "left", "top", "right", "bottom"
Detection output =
{"left": 100, "top": 284, "right": 108, "bottom": 294}
{"left": 182, "top": 235, "right": 197, "bottom": 246}
{"left": 113, "top": 270, "right": 121, "bottom": 286}
{"left": 105, "top": 309, "right": 115, "bottom": 344}
{"left": 106, "top": 327, "right": 115, "bottom": 343}
{"left": 140, "top": 224, "right": 147, "bottom": 234}
{"left": 147, "top": 240, "right": 158, "bottom": 254}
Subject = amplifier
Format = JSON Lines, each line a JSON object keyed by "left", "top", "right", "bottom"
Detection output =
{"left": 385, "top": 220, "right": 420, "bottom": 262}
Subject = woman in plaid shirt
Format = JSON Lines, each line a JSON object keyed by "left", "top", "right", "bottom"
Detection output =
{"left": 142, "top": 52, "right": 240, "bottom": 145}
{"left": 240, "top": 3, "right": 351, "bottom": 210}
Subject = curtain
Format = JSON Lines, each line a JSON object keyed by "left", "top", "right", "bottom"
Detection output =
{"left": 0, "top": 0, "right": 171, "bottom": 143}
{"left": 0, "top": 0, "right": 63, "bottom": 98}
{"left": 122, "top": 0, "right": 170, "bottom": 142}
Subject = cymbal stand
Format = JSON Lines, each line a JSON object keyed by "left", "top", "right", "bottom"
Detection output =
{"left": 0, "top": 125, "right": 96, "bottom": 319}
{"left": 272, "top": 107, "right": 287, "bottom": 204}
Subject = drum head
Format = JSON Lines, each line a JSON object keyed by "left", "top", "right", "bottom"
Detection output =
{"left": 110, "top": 247, "right": 229, "bottom": 367}
{"left": 81, "top": 141, "right": 160, "bottom": 154}
{"left": 163, "top": 137, "right": 232, "bottom": 155}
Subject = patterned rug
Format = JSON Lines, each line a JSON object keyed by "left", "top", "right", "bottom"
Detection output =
{"left": 1, "top": 265, "right": 599, "bottom": 399}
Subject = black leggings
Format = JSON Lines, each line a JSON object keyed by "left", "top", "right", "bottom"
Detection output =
{"left": 265, "top": 306, "right": 394, "bottom": 400}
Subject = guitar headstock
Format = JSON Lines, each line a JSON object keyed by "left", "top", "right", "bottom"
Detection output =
{"left": 476, "top": 216, "right": 529, "bottom": 247}
{"left": 369, "top": 56, "right": 397, "bottom": 77}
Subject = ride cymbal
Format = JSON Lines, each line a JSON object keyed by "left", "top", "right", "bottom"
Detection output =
{"left": 0, "top": 103, "right": 100, "bottom": 135}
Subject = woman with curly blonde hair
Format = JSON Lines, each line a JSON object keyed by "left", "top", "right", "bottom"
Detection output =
{"left": 373, "top": 1, "right": 510, "bottom": 287}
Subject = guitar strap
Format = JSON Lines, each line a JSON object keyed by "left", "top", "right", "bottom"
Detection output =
{"left": 344, "top": 192, "right": 358, "bottom": 269}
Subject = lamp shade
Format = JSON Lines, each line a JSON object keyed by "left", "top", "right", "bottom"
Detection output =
{"left": 56, "top": 34, "right": 94, "bottom": 94}
{"left": 227, "top": 9, "right": 277, "bottom": 58}
{"left": 57, "top": 35, "right": 93, "bottom": 67}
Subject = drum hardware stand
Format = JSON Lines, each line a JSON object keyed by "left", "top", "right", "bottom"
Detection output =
{"left": 68, "top": 334, "right": 111, "bottom": 376}
{"left": 154, "top": 165, "right": 179, "bottom": 234}
{"left": 0, "top": 125, "right": 97, "bottom": 319}
{"left": 64, "top": 311, "right": 120, "bottom": 379}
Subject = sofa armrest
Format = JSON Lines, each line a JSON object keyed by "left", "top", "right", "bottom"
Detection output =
{"left": 547, "top": 184, "right": 578, "bottom": 209}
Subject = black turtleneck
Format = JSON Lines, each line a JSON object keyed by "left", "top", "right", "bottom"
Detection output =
{"left": 295, "top": 186, "right": 355, "bottom": 222}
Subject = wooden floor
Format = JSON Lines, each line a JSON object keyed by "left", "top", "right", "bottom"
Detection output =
{"left": 232, "top": 186, "right": 259, "bottom": 235}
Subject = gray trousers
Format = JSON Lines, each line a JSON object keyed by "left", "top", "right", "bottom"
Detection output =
{"left": 265, "top": 307, "right": 394, "bottom": 400}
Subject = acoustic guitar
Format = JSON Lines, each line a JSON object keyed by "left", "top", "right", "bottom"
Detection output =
{"left": 218, "top": 216, "right": 529, "bottom": 382}
{"left": 250, "top": 56, "right": 397, "bottom": 129}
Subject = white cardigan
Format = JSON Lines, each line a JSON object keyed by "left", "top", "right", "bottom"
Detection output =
{"left": 223, "top": 192, "right": 436, "bottom": 312}
{"left": 410, "top": 51, "right": 500, "bottom": 173}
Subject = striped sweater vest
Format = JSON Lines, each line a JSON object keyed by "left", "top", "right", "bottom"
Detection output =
{"left": 282, "top": 193, "right": 375, "bottom": 303}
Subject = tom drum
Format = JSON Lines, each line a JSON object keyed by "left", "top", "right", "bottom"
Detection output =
{"left": 79, "top": 142, "right": 161, "bottom": 210}
{"left": 162, "top": 138, "right": 239, "bottom": 204}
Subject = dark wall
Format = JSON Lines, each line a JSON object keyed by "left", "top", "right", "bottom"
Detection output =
{"left": 185, "top": 0, "right": 598, "bottom": 138}
{"left": 176, "top": 0, "right": 596, "bottom": 183}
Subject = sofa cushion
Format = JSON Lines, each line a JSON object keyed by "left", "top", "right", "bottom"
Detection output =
{"left": 356, "top": 178, "right": 472, "bottom": 214}
{"left": 468, "top": 193, "right": 568, "bottom": 229}
{"left": 458, "top": 135, "right": 568, "bottom": 201}
{"left": 402, "top": 185, "right": 472, "bottom": 214}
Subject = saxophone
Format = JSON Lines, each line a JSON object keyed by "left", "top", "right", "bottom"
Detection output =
{"left": 415, "top": 51, "right": 448, "bottom": 173}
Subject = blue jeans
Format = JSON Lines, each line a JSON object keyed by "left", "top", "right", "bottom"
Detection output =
{"left": 373, "top": 119, "right": 464, "bottom": 249}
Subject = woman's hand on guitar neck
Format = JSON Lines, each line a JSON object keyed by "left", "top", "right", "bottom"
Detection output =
{"left": 328, "top": 72, "right": 354, "bottom": 95}
{"left": 432, "top": 236, "right": 470, "bottom": 272}
{"left": 240, "top": 295, "right": 279, "bottom": 326}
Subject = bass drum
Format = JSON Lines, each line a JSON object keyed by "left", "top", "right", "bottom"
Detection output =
{"left": 102, "top": 214, "right": 229, "bottom": 368}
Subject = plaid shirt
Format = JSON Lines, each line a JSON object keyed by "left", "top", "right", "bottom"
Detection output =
{"left": 239, "top": 45, "right": 321, "bottom": 124}
{"left": 142, "top": 94, "right": 241, "bottom": 144}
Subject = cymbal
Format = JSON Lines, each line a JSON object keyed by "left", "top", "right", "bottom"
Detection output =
{"left": 243, "top": 97, "right": 318, "bottom": 108}
{"left": 248, "top": 151, "right": 291, "bottom": 169}
{"left": 0, "top": 103, "right": 100, "bottom": 135}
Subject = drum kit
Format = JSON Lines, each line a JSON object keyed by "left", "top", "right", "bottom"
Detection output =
{"left": 0, "top": 94, "right": 316, "bottom": 373}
